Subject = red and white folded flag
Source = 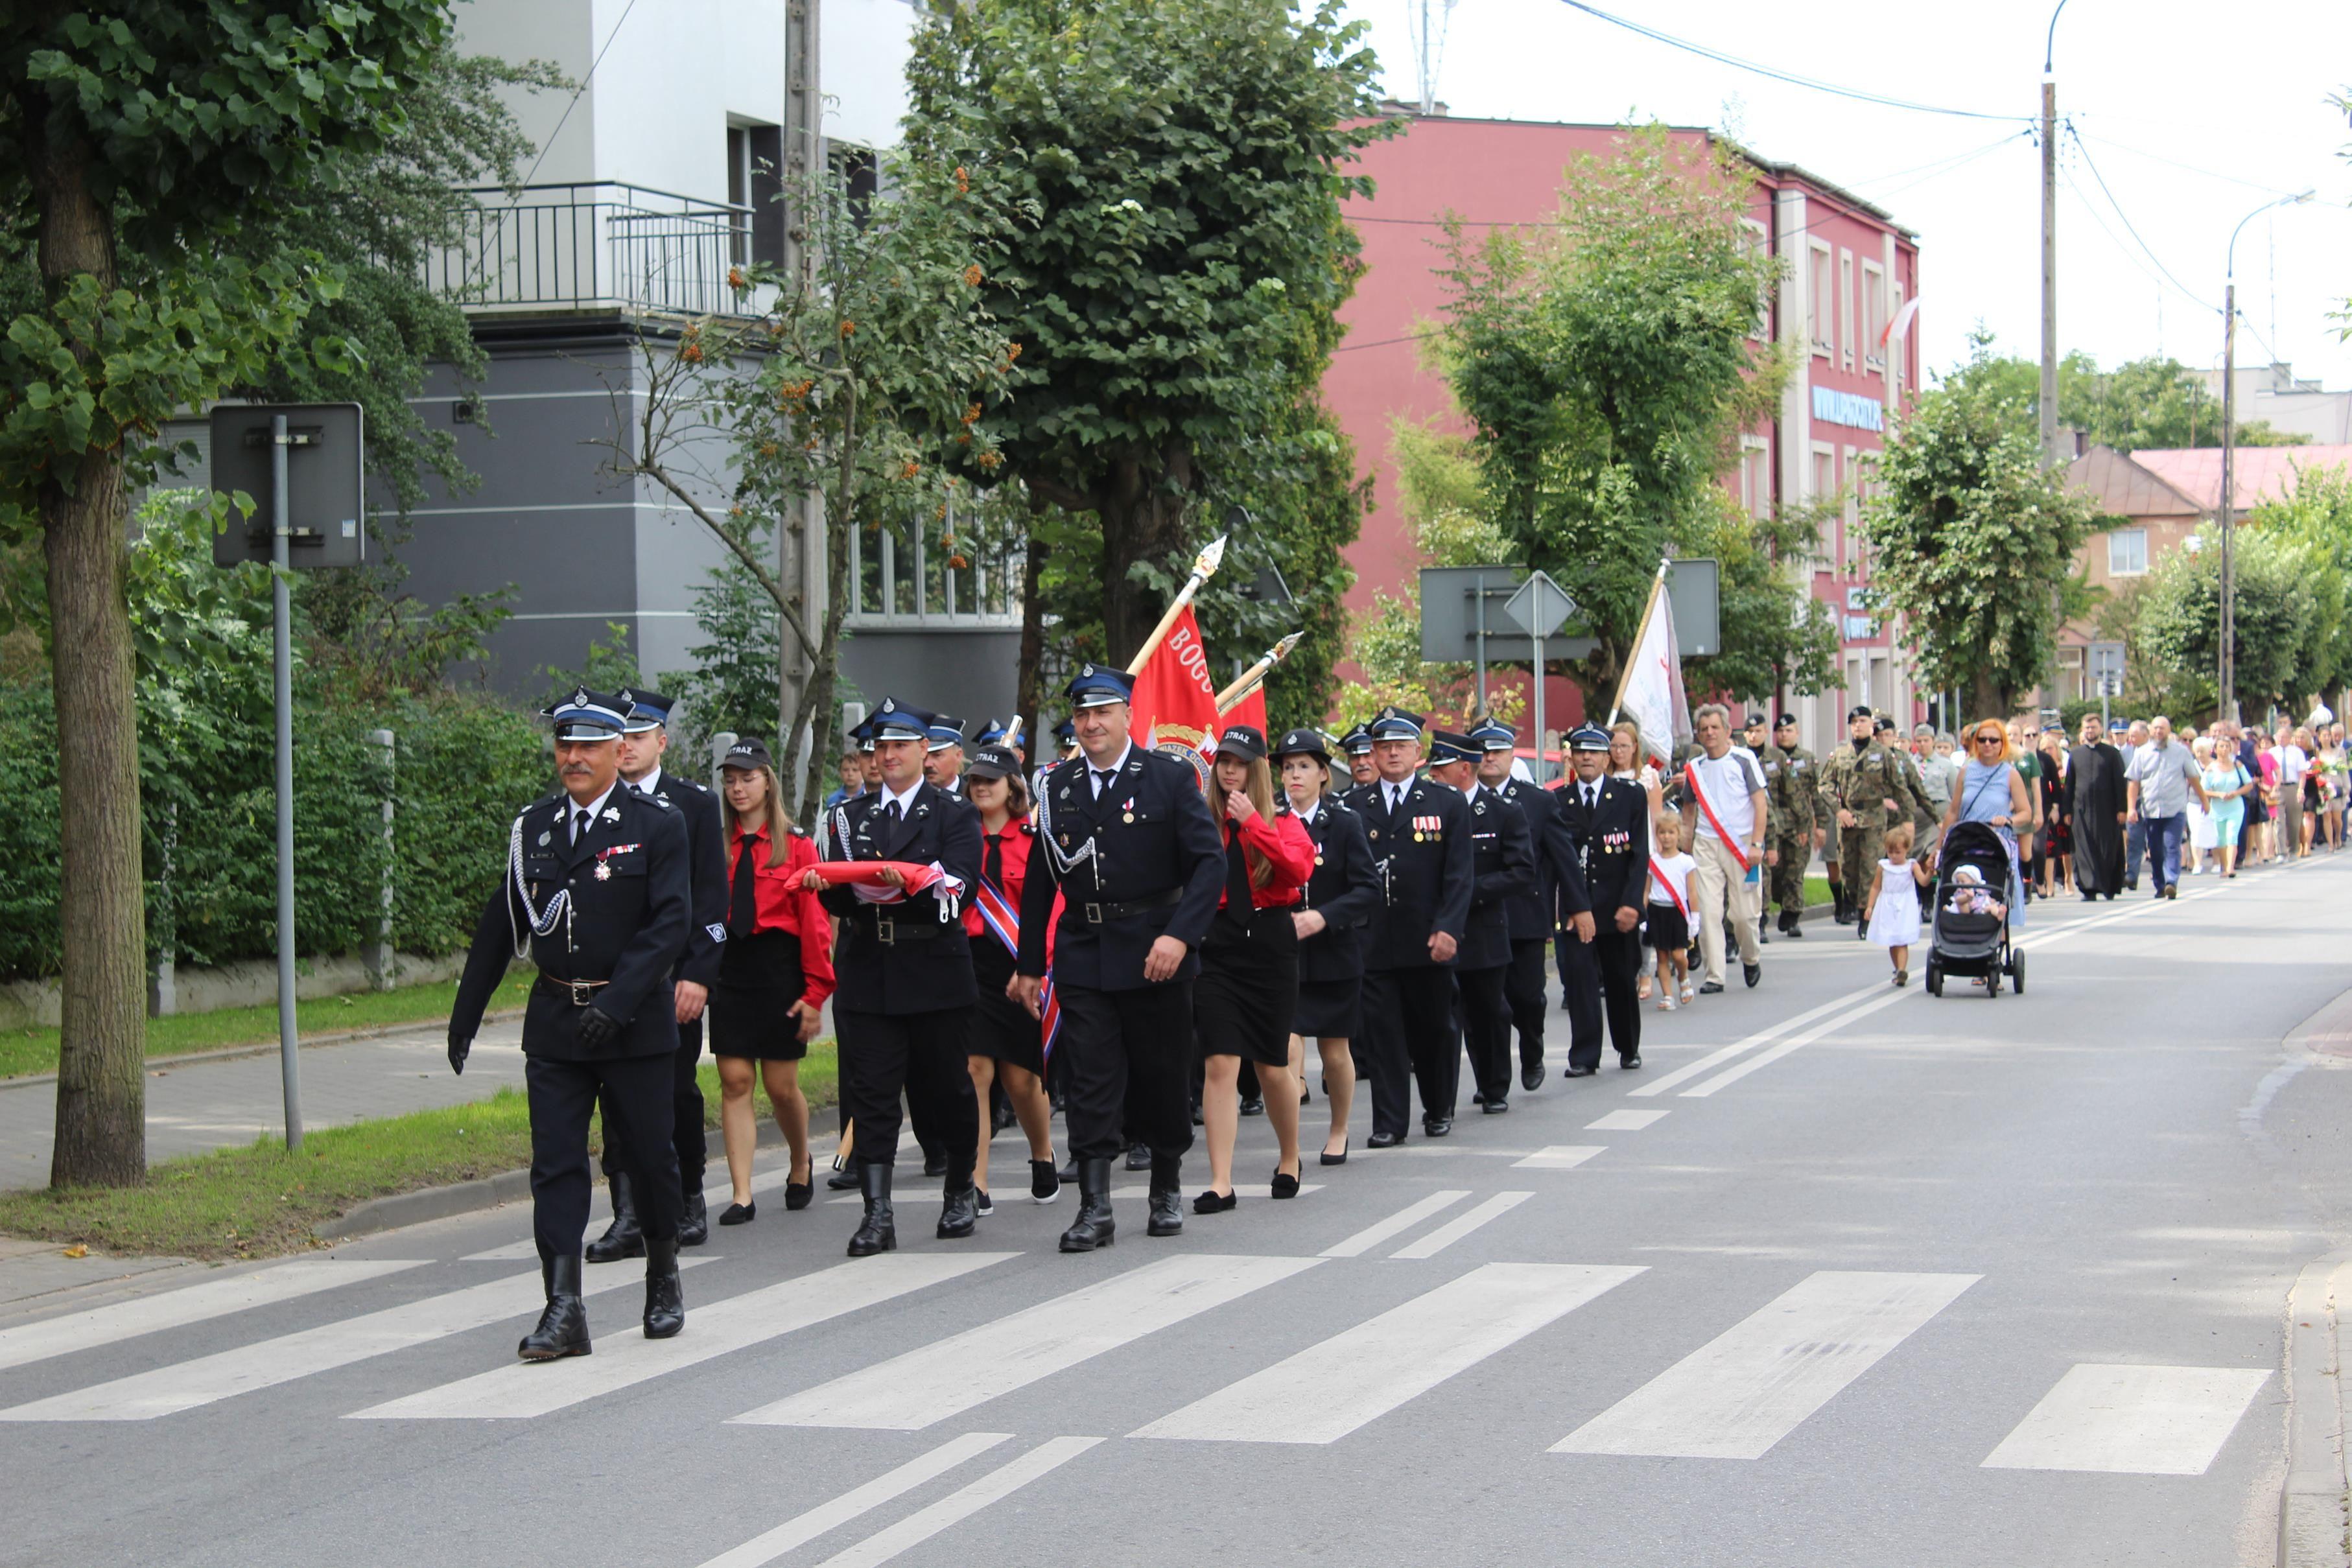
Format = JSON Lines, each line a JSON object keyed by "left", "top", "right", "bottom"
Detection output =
{"left": 806, "top": 859, "right": 969, "bottom": 909}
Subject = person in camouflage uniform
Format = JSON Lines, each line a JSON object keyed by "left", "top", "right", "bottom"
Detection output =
{"left": 1819, "top": 705, "right": 1932, "bottom": 941}
{"left": 1762, "top": 713, "right": 1823, "bottom": 936}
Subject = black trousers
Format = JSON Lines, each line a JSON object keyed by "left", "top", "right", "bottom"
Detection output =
{"left": 1360, "top": 965, "right": 1461, "bottom": 1136}
{"left": 836, "top": 1006, "right": 978, "bottom": 1184}
{"left": 598, "top": 1015, "right": 705, "bottom": 1190}
{"left": 1561, "top": 928, "right": 1644, "bottom": 1069}
{"left": 1503, "top": 939, "right": 1548, "bottom": 1073}
{"left": 1458, "top": 963, "right": 1513, "bottom": 1105}
{"left": 1058, "top": 981, "right": 1197, "bottom": 1164}
{"left": 527, "top": 1051, "right": 681, "bottom": 1263}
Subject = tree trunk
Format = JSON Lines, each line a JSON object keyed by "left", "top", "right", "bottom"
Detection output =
{"left": 1096, "top": 447, "right": 1195, "bottom": 665}
{"left": 36, "top": 135, "right": 147, "bottom": 1188}
{"left": 1968, "top": 671, "right": 2006, "bottom": 729}
{"left": 1015, "top": 524, "right": 1048, "bottom": 754}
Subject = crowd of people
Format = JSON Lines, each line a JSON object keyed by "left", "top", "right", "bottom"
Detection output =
{"left": 442, "top": 673, "right": 2333, "bottom": 1361}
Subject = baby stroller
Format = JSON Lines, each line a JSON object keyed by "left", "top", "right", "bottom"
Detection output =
{"left": 1923, "top": 821, "right": 2023, "bottom": 998}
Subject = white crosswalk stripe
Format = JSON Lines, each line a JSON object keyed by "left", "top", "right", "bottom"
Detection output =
{"left": 692, "top": 1432, "right": 1014, "bottom": 1568}
{"left": 1981, "top": 1364, "right": 2271, "bottom": 1474}
{"left": 729, "top": 1254, "right": 1321, "bottom": 1431}
{"left": 1134, "top": 1263, "right": 1644, "bottom": 1445}
{"left": 1585, "top": 1110, "right": 1669, "bottom": 1131}
{"left": 1389, "top": 1191, "right": 1533, "bottom": 1259}
{"left": 0, "top": 1261, "right": 706, "bottom": 1422}
{"left": 1549, "top": 1270, "right": 1979, "bottom": 1458}
{"left": 808, "top": 1437, "right": 1102, "bottom": 1568}
{"left": 1319, "top": 1191, "right": 1471, "bottom": 1258}
{"left": 350, "top": 1254, "right": 1014, "bottom": 1420}
{"left": 0, "top": 1259, "right": 427, "bottom": 1373}
{"left": 1512, "top": 1146, "right": 1605, "bottom": 1169}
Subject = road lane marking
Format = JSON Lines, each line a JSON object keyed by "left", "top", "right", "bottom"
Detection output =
{"left": 729, "top": 1254, "right": 1321, "bottom": 1431}
{"left": 691, "top": 1432, "right": 1014, "bottom": 1568}
{"left": 1134, "top": 1262, "right": 1645, "bottom": 1445}
{"left": 1627, "top": 982, "right": 1890, "bottom": 1097}
{"left": 808, "top": 1437, "right": 1102, "bottom": 1568}
{"left": 1389, "top": 1192, "right": 1534, "bottom": 1259}
{"left": 1586, "top": 1110, "right": 1669, "bottom": 1131}
{"left": 1981, "top": 1364, "right": 2271, "bottom": 1474}
{"left": 832, "top": 1186, "right": 1324, "bottom": 1206}
{"left": 1678, "top": 988, "right": 1916, "bottom": 1098}
{"left": 0, "top": 1259, "right": 428, "bottom": 1374}
{"left": 1319, "top": 1191, "right": 1471, "bottom": 1258}
{"left": 349, "top": 1254, "right": 1013, "bottom": 1420}
{"left": 0, "top": 1261, "right": 707, "bottom": 1422}
{"left": 1549, "top": 1270, "right": 1979, "bottom": 1458}
{"left": 1512, "top": 1146, "right": 1606, "bottom": 1169}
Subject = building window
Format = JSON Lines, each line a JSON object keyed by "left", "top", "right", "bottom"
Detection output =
{"left": 1807, "top": 244, "right": 1833, "bottom": 357}
{"left": 2108, "top": 528, "right": 2148, "bottom": 576}
{"left": 1862, "top": 261, "right": 1886, "bottom": 373}
{"left": 1848, "top": 450, "right": 1872, "bottom": 579}
{"left": 1838, "top": 250, "right": 1854, "bottom": 369}
{"left": 1739, "top": 437, "right": 1770, "bottom": 519}
{"left": 1811, "top": 444, "right": 1837, "bottom": 564}
{"left": 727, "top": 123, "right": 786, "bottom": 266}
{"left": 1739, "top": 216, "right": 1772, "bottom": 341}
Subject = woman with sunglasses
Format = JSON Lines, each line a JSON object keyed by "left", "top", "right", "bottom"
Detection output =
{"left": 1942, "top": 723, "right": 2034, "bottom": 927}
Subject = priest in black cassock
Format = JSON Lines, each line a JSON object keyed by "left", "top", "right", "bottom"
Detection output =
{"left": 2067, "top": 711, "right": 2127, "bottom": 900}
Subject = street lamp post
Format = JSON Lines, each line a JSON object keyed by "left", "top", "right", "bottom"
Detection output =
{"left": 2038, "top": 0, "right": 2068, "bottom": 471}
{"left": 2218, "top": 189, "right": 2315, "bottom": 723}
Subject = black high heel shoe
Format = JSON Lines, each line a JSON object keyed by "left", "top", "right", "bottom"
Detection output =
{"left": 1271, "top": 1167, "right": 1300, "bottom": 1199}
{"left": 1319, "top": 1138, "right": 1349, "bottom": 1167}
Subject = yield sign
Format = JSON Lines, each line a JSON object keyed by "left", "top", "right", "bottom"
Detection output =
{"left": 1502, "top": 570, "right": 1575, "bottom": 640}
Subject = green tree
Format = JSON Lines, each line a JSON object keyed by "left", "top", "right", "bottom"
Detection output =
{"left": 1935, "top": 336, "right": 2295, "bottom": 451}
{"left": 2137, "top": 529, "right": 2320, "bottom": 718}
{"left": 0, "top": 1, "right": 449, "bottom": 1187}
{"left": 1432, "top": 124, "right": 1788, "bottom": 713}
{"left": 905, "top": 0, "right": 1390, "bottom": 665}
{"left": 2244, "top": 463, "right": 2352, "bottom": 698}
{"left": 1861, "top": 345, "right": 2104, "bottom": 718}
{"left": 665, "top": 555, "right": 786, "bottom": 749}
{"left": 1685, "top": 491, "right": 1839, "bottom": 704}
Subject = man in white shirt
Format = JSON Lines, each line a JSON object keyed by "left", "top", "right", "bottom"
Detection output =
{"left": 2273, "top": 723, "right": 2311, "bottom": 858}
{"left": 1674, "top": 703, "right": 1769, "bottom": 992}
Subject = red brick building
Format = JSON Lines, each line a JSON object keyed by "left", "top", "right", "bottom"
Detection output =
{"left": 1327, "top": 110, "right": 1922, "bottom": 754}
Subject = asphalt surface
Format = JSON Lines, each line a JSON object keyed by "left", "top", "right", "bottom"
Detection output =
{"left": 4, "top": 852, "right": 2349, "bottom": 1568}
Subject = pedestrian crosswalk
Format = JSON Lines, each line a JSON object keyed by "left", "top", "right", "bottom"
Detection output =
{"left": 0, "top": 1217, "right": 2273, "bottom": 1487}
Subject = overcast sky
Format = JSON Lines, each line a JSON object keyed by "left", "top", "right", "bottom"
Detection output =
{"left": 1336, "top": 0, "right": 2352, "bottom": 393}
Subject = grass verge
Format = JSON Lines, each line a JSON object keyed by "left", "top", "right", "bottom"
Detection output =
{"left": 0, "top": 1041, "right": 838, "bottom": 1262}
{"left": 0, "top": 971, "right": 537, "bottom": 1081}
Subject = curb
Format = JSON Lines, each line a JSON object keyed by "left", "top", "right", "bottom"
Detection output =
{"left": 2280, "top": 1250, "right": 2352, "bottom": 1568}
{"left": 0, "top": 1007, "right": 527, "bottom": 1092}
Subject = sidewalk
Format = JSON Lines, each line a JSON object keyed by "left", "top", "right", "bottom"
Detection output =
{"left": 0, "top": 1018, "right": 528, "bottom": 1192}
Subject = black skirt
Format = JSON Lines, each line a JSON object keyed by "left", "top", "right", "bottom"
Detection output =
{"left": 1642, "top": 902, "right": 1689, "bottom": 952}
{"left": 709, "top": 930, "right": 810, "bottom": 1062}
{"left": 966, "top": 939, "right": 1044, "bottom": 1075}
{"left": 1194, "top": 909, "right": 1300, "bottom": 1067}
{"left": 1291, "top": 977, "right": 1361, "bottom": 1040}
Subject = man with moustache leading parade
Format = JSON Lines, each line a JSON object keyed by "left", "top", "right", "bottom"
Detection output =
{"left": 1555, "top": 725, "right": 1647, "bottom": 1074}
{"left": 1013, "top": 664, "right": 1225, "bottom": 1251}
{"left": 584, "top": 688, "right": 729, "bottom": 1262}
{"left": 1470, "top": 718, "right": 1557, "bottom": 1092}
{"left": 1427, "top": 730, "right": 1535, "bottom": 1116}
{"left": 447, "top": 689, "right": 692, "bottom": 1359}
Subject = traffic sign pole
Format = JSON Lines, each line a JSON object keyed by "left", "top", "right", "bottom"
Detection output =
{"left": 270, "top": 413, "right": 303, "bottom": 1154}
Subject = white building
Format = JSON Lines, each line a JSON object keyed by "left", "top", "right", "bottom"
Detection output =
{"left": 2189, "top": 361, "right": 2352, "bottom": 447}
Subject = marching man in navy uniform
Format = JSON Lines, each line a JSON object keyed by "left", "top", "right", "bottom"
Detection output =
{"left": 1426, "top": 729, "right": 1535, "bottom": 1116}
{"left": 1013, "top": 663, "right": 1225, "bottom": 1251}
{"left": 584, "top": 688, "right": 729, "bottom": 1261}
{"left": 448, "top": 688, "right": 692, "bottom": 1360}
{"left": 1345, "top": 707, "right": 1472, "bottom": 1145}
{"left": 1556, "top": 725, "right": 1646, "bottom": 1073}
{"left": 1470, "top": 718, "right": 1558, "bottom": 1092}
{"left": 805, "top": 698, "right": 985, "bottom": 1256}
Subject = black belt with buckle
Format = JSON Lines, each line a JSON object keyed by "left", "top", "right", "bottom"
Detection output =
{"left": 864, "top": 908, "right": 949, "bottom": 944}
{"left": 535, "top": 975, "right": 611, "bottom": 1007}
{"left": 1075, "top": 887, "right": 1182, "bottom": 925}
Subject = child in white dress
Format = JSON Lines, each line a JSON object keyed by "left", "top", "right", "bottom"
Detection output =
{"left": 1864, "top": 821, "right": 1930, "bottom": 987}
{"left": 1645, "top": 814, "right": 1697, "bottom": 1009}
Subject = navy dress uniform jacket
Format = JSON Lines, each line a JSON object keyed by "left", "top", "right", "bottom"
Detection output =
{"left": 1018, "top": 746, "right": 1225, "bottom": 992}
{"left": 1557, "top": 777, "right": 1650, "bottom": 920}
{"left": 1459, "top": 786, "right": 1536, "bottom": 970}
{"left": 451, "top": 786, "right": 691, "bottom": 1061}
{"left": 1344, "top": 777, "right": 1474, "bottom": 970}
{"left": 641, "top": 768, "right": 729, "bottom": 990}
{"left": 1296, "top": 797, "right": 1379, "bottom": 985}
{"left": 1492, "top": 777, "right": 1557, "bottom": 942}
{"left": 816, "top": 784, "right": 982, "bottom": 1014}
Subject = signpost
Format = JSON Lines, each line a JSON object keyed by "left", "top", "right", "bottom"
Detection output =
{"left": 2088, "top": 640, "right": 2126, "bottom": 731}
{"left": 209, "top": 403, "right": 366, "bottom": 1154}
{"left": 1501, "top": 570, "right": 1575, "bottom": 780}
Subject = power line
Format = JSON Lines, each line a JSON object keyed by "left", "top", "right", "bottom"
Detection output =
{"left": 516, "top": 0, "right": 643, "bottom": 193}
{"left": 2072, "top": 130, "right": 2302, "bottom": 198}
{"left": 2063, "top": 121, "right": 2218, "bottom": 314}
{"left": 1549, "top": 0, "right": 2032, "bottom": 124}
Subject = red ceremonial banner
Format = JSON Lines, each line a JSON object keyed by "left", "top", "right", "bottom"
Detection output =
{"left": 1129, "top": 605, "right": 1223, "bottom": 761}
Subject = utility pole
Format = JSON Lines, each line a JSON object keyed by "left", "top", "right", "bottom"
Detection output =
{"left": 779, "top": 0, "right": 823, "bottom": 804}
{"left": 2039, "top": 1, "right": 2065, "bottom": 471}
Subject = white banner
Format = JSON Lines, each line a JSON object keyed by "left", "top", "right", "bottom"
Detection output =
{"left": 1618, "top": 579, "right": 1691, "bottom": 769}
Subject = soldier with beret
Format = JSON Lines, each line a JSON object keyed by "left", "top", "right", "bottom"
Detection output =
{"left": 805, "top": 697, "right": 985, "bottom": 1257}
{"left": 1275, "top": 728, "right": 1378, "bottom": 1165}
{"left": 1470, "top": 718, "right": 1557, "bottom": 1092}
{"left": 1426, "top": 729, "right": 1535, "bottom": 1116}
{"left": 1014, "top": 664, "right": 1226, "bottom": 1250}
{"left": 448, "top": 688, "right": 692, "bottom": 1359}
{"left": 1343, "top": 707, "right": 1474, "bottom": 1144}
{"left": 1764, "top": 712, "right": 1824, "bottom": 937}
{"left": 1556, "top": 725, "right": 1647, "bottom": 1073}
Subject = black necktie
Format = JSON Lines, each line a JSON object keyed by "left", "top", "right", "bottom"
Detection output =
{"left": 1219, "top": 823, "right": 1254, "bottom": 930}
{"left": 1585, "top": 784, "right": 1598, "bottom": 811}
{"left": 729, "top": 833, "right": 759, "bottom": 937}
{"left": 983, "top": 826, "right": 1005, "bottom": 893}
{"left": 571, "top": 806, "right": 591, "bottom": 845}
{"left": 1094, "top": 768, "right": 1114, "bottom": 799}
{"left": 886, "top": 799, "right": 902, "bottom": 823}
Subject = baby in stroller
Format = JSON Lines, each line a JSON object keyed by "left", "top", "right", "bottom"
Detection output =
{"left": 1942, "top": 863, "right": 2007, "bottom": 919}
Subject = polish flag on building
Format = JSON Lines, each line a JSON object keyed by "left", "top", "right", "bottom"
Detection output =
{"left": 1614, "top": 574, "right": 1691, "bottom": 769}
{"left": 1129, "top": 605, "right": 1223, "bottom": 767}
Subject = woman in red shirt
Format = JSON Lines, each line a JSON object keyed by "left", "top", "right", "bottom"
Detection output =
{"left": 960, "top": 743, "right": 1061, "bottom": 1214}
{"left": 711, "top": 739, "right": 836, "bottom": 1223}
{"left": 1192, "top": 725, "right": 1315, "bottom": 1211}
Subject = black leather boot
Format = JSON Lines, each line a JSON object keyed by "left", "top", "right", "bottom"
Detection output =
{"left": 642, "top": 1230, "right": 685, "bottom": 1339}
{"left": 938, "top": 1178, "right": 980, "bottom": 1239}
{"left": 1147, "top": 1154, "right": 1184, "bottom": 1238}
{"left": 847, "top": 1164, "right": 896, "bottom": 1257}
{"left": 678, "top": 1188, "right": 709, "bottom": 1248}
{"left": 518, "top": 1254, "right": 591, "bottom": 1361}
{"left": 585, "top": 1171, "right": 645, "bottom": 1263}
{"left": 1057, "top": 1158, "right": 1116, "bottom": 1252}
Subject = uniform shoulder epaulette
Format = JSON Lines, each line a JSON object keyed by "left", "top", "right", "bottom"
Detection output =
{"left": 644, "top": 791, "right": 674, "bottom": 810}
{"left": 690, "top": 780, "right": 710, "bottom": 793}
{"left": 1325, "top": 795, "right": 1357, "bottom": 815}
{"left": 1018, "top": 819, "right": 1037, "bottom": 836}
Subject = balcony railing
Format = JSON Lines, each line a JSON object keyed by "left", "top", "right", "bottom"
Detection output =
{"left": 423, "top": 182, "right": 755, "bottom": 317}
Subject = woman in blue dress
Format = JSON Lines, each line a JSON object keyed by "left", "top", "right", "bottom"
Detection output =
{"left": 1940, "top": 720, "right": 2034, "bottom": 927}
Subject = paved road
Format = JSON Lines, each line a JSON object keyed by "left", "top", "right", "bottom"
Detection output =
{"left": 3, "top": 856, "right": 2349, "bottom": 1568}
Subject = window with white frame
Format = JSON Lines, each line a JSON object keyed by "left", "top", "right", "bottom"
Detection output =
{"left": 1861, "top": 261, "right": 1886, "bottom": 372}
{"left": 2107, "top": 528, "right": 2148, "bottom": 576}
{"left": 1738, "top": 436, "right": 1770, "bottom": 519}
{"left": 1807, "top": 242, "right": 1833, "bottom": 356}
{"left": 1811, "top": 444, "right": 1837, "bottom": 563}
{"left": 1739, "top": 216, "right": 1772, "bottom": 340}
{"left": 1838, "top": 250, "right": 1854, "bottom": 368}
{"left": 1847, "top": 449, "right": 1873, "bottom": 578}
